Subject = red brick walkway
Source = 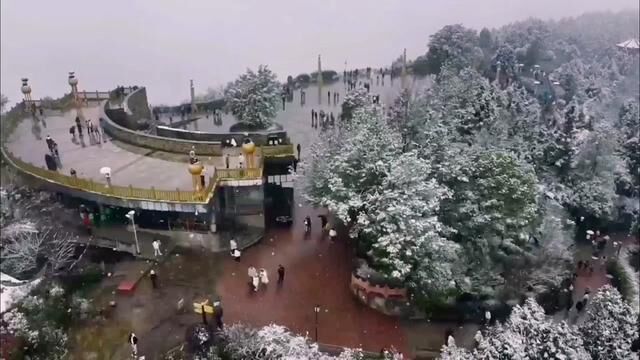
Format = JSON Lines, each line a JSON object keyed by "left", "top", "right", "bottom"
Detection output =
{"left": 215, "top": 206, "right": 408, "bottom": 356}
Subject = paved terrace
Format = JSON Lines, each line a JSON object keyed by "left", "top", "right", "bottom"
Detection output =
{"left": 4, "top": 104, "right": 259, "bottom": 191}
{"left": 4, "top": 76, "right": 430, "bottom": 198}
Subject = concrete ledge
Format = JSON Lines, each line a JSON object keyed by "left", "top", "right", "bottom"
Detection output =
{"left": 101, "top": 97, "right": 223, "bottom": 156}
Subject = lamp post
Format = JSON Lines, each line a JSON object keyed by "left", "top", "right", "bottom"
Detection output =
{"left": 313, "top": 305, "right": 320, "bottom": 342}
{"left": 68, "top": 72, "right": 83, "bottom": 119}
{"left": 125, "top": 210, "right": 141, "bottom": 255}
{"left": 21, "top": 78, "right": 32, "bottom": 113}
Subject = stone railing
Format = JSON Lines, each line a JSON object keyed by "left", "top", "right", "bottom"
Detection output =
{"left": 101, "top": 99, "right": 224, "bottom": 156}
{"left": 216, "top": 167, "right": 263, "bottom": 180}
{"left": 350, "top": 273, "right": 408, "bottom": 316}
{"left": 1, "top": 146, "right": 217, "bottom": 204}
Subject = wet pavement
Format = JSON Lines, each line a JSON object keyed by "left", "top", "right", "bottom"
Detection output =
{"left": 215, "top": 199, "right": 410, "bottom": 355}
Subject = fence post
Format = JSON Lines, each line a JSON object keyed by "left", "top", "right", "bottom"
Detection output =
{"left": 176, "top": 188, "right": 180, "bottom": 201}
{"left": 151, "top": 186, "right": 157, "bottom": 200}
{"left": 129, "top": 185, "right": 133, "bottom": 197}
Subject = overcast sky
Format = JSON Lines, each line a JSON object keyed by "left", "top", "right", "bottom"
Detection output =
{"left": 1, "top": 0, "right": 637, "bottom": 106}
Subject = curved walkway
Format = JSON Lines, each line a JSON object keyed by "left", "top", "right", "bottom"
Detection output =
{"left": 4, "top": 105, "right": 231, "bottom": 191}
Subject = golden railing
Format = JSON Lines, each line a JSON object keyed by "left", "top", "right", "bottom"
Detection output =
{"left": 216, "top": 167, "right": 263, "bottom": 180}
{"left": 1, "top": 147, "right": 217, "bottom": 204}
{"left": 1, "top": 136, "right": 294, "bottom": 203}
{"left": 259, "top": 144, "right": 295, "bottom": 157}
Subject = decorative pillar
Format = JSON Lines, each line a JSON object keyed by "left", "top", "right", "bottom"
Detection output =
{"left": 242, "top": 137, "right": 256, "bottom": 169}
{"left": 68, "top": 72, "right": 83, "bottom": 119}
{"left": 317, "top": 54, "right": 323, "bottom": 105}
{"left": 190, "top": 79, "right": 197, "bottom": 114}
{"left": 401, "top": 48, "right": 408, "bottom": 90}
{"left": 21, "top": 78, "right": 32, "bottom": 112}
{"left": 188, "top": 149, "right": 205, "bottom": 192}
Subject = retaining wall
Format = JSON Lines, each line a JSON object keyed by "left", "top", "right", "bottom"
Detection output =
{"left": 101, "top": 97, "right": 223, "bottom": 156}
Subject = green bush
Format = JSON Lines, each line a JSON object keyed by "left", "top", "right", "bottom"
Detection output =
{"left": 606, "top": 259, "right": 633, "bottom": 302}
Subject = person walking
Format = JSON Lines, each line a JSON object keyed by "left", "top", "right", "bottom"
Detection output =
{"left": 229, "top": 238, "right": 237, "bottom": 254}
{"left": 327, "top": 90, "right": 331, "bottom": 105}
{"left": 52, "top": 141, "right": 60, "bottom": 160}
{"left": 152, "top": 239, "right": 163, "bottom": 257}
{"left": 318, "top": 215, "right": 328, "bottom": 231}
{"left": 259, "top": 268, "right": 269, "bottom": 288}
{"left": 231, "top": 248, "right": 241, "bottom": 262}
{"left": 296, "top": 144, "right": 301, "bottom": 160}
{"left": 214, "top": 302, "right": 224, "bottom": 330}
{"left": 329, "top": 227, "right": 337, "bottom": 242}
{"left": 304, "top": 216, "right": 311, "bottom": 234}
{"left": 75, "top": 116, "right": 82, "bottom": 136}
{"left": 248, "top": 266, "right": 258, "bottom": 285}
{"left": 45, "top": 135, "right": 54, "bottom": 152}
{"left": 238, "top": 153, "right": 245, "bottom": 169}
{"left": 301, "top": 89, "right": 306, "bottom": 106}
{"left": 128, "top": 332, "right": 138, "bottom": 358}
{"left": 277, "top": 264, "right": 285, "bottom": 284}
{"left": 484, "top": 310, "right": 492, "bottom": 325}
{"left": 225, "top": 153, "right": 230, "bottom": 169}
{"left": 252, "top": 274, "right": 260, "bottom": 292}
{"left": 281, "top": 94, "right": 286, "bottom": 111}
{"left": 149, "top": 269, "right": 158, "bottom": 289}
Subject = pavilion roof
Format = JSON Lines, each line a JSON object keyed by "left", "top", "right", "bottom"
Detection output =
{"left": 616, "top": 38, "right": 640, "bottom": 49}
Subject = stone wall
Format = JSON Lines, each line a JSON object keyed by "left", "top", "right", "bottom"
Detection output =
{"left": 124, "top": 87, "right": 152, "bottom": 129}
{"left": 156, "top": 125, "right": 288, "bottom": 146}
{"left": 101, "top": 100, "right": 223, "bottom": 155}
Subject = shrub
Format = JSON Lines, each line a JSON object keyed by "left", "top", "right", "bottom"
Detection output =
{"left": 606, "top": 259, "right": 633, "bottom": 302}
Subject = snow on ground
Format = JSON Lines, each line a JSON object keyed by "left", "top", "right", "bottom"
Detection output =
{"left": 0, "top": 272, "right": 41, "bottom": 313}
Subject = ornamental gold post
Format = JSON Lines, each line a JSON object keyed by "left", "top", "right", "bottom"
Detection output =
{"left": 188, "top": 149, "right": 205, "bottom": 192}
{"left": 242, "top": 137, "right": 256, "bottom": 169}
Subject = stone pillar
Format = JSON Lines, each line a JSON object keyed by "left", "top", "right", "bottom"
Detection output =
{"left": 401, "top": 48, "right": 408, "bottom": 90}
{"left": 317, "top": 54, "right": 323, "bottom": 105}
{"left": 190, "top": 79, "right": 197, "bottom": 114}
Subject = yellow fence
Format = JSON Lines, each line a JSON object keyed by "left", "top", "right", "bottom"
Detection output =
{"left": 216, "top": 167, "right": 263, "bottom": 180}
{"left": 2, "top": 136, "right": 294, "bottom": 203}
{"left": 259, "top": 144, "right": 295, "bottom": 157}
{"left": 1, "top": 147, "right": 217, "bottom": 204}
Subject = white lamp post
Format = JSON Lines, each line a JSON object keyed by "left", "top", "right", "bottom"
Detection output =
{"left": 125, "top": 210, "right": 141, "bottom": 254}
{"left": 313, "top": 305, "right": 320, "bottom": 342}
{"left": 68, "top": 72, "right": 83, "bottom": 119}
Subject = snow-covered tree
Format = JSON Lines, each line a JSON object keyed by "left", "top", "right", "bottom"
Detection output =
{"left": 493, "top": 45, "right": 518, "bottom": 78}
{"left": 439, "top": 336, "right": 473, "bottom": 360}
{"left": 224, "top": 65, "right": 280, "bottom": 128}
{"left": 301, "top": 105, "right": 401, "bottom": 222}
{"left": 442, "top": 150, "right": 538, "bottom": 244}
{"left": 340, "top": 87, "right": 371, "bottom": 121}
{"left": 567, "top": 125, "right": 621, "bottom": 220}
{"left": 579, "top": 286, "right": 639, "bottom": 360}
{"left": 355, "top": 152, "right": 460, "bottom": 293}
{"left": 1, "top": 230, "right": 75, "bottom": 276}
{"left": 424, "top": 24, "right": 483, "bottom": 74}
{"left": 221, "top": 323, "right": 364, "bottom": 360}
{"left": 471, "top": 298, "right": 590, "bottom": 359}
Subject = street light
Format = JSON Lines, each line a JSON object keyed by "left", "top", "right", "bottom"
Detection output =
{"left": 313, "top": 305, "right": 320, "bottom": 342}
{"left": 125, "top": 210, "right": 141, "bottom": 255}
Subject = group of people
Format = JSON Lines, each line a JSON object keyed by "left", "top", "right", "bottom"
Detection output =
{"left": 304, "top": 215, "right": 338, "bottom": 242}
{"left": 310, "top": 109, "right": 336, "bottom": 129}
{"left": 247, "top": 266, "right": 271, "bottom": 292}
